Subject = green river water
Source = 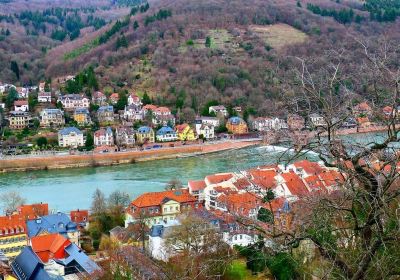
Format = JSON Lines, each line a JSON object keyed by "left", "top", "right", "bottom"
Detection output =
{"left": 0, "top": 132, "right": 388, "bottom": 212}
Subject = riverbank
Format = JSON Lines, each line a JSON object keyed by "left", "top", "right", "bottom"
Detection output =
{"left": 0, "top": 140, "right": 261, "bottom": 173}
{"left": 323, "top": 124, "right": 392, "bottom": 136}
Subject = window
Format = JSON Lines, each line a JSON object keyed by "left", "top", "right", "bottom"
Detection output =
{"left": 175, "top": 206, "right": 178, "bottom": 211}
{"left": 164, "top": 207, "right": 167, "bottom": 212}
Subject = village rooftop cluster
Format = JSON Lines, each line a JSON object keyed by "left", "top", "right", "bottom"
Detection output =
{"left": 0, "top": 158, "right": 350, "bottom": 279}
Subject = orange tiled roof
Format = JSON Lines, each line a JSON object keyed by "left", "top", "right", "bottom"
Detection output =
{"left": 14, "top": 100, "right": 28, "bottom": 106}
{"left": 356, "top": 117, "right": 370, "bottom": 124}
{"left": 318, "top": 170, "right": 344, "bottom": 187}
{"left": 188, "top": 180, "right": 207, "bottom": 192}
{"left": 143, "top": 104, "right": 158, "bottom": 111}
{"left": 281, "top": 172, "right": 309, "bottom": 196}
{"left": 70, "top": 209, "right": 89, "bottom": 224}
{"left": 175, "top": 123, "right": 189, "bottom": 133}
{"left": 17, "top": 203, "right": 49, "bottom": 221}
{"left": 233, "top": 178, "right": 252, "bottom": 190}
{"left": 354, "top": 102, "right": 371, "bottom": 111}
{"left": 217, "top": 192, "right": 260, "bottom": 216}
{"left": 31, "top": 233, "right": 70, "bottom": 262}
{"left": 293, "top": 160, "right": 324, "bottom": 175}
{"left": 304, "top": 175, "right": 326, "bottom": 192}
{"left": 155, "top": 106, "right": 171, "bottom": 113}
{"left": 205, "top": 173, "right": 234, "bottom": 185}
{"left": 130, "top": 189, "right": 197, "bottom": 208}
{"left": 249, "top": 169, "right": 278, "bottom": 189}
{"left": 0, "top": 215, "right": 26, "bottom": 236}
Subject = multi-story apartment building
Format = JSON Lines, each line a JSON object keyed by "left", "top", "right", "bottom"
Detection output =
{"left": 40, "top": 108, "right": 65, "bottom": 127}
{"left": 58, "top": 94, "right": 90, "bottom": 110}
{"left": 94, "top": 127, "right": 114, "bottom": 146}
{"left": 73, "top": 108, "right": 91, "bottom": 126}
{"left": 58, "top": 127, "right": 85, "bottom": 148}
{"left": 136, "top": 126, "right": 155, "bottom": 144}
{"left": 0, "top": 215, "right": 28, "bottom": 258}
{"left": 8, "top": 111, "right": 33, "bottom": 129}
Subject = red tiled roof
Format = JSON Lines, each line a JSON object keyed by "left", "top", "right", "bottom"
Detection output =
{"left": 31, "top": 233, "right": 71, "bottom": 263}
{"left": 175, "top": 123, "right": 189, "bottom": 133}
{"left": 281, "top": 172, "right": 309, "bottom": 196}
{"left": 155, "top": 106, "right": 171, "bottom": 113}
{"left": 130, "top": 189, "right": 197, "bottom": 208}
{"left": 354, "top": 102, "right": 371, "bottom": 111}
{"left": 70, "top": 209, "right": 89, "bottom": 224}
{"left": 205, "top": 173, "right": 234, "bottom": 185}
{"left": 249, "top": 169, "right": 278, "bottom": 189}
{"left": 0, "top": 215, "right": 26, "bottom": 236}
{"left": 233, "top": 178, "right": 252, "bottom": 190}
{"left": 304, "top": 175, "right": 326, "bottom": 192}
{"left": 188, "top": 180, "right": 207, "bottom": 192}
{"left": 318, "top": 170, "right": 344, "bottom": 188}
{"left": 143, "top": 104, "right": 157, "bottom": 111}
{"left": 110, "top": 93, "right": 119, "bottom": 100}
{"left": 17, "top": 203, "right": 49, "bottom": 221}
{"left": 217, "top": 192, "right": 260, "bottom": 216}
{"left": 293, "top": 160, "right": 324, "bottom": 175}
{"left": 14, "top": 100, "right": 28, "bottom": 106}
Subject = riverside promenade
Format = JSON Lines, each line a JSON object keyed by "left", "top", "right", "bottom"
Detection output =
{"left": 0, "top": 139, "right": 261, "bottom": 173}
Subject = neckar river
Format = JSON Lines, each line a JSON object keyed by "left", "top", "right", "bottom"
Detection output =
{"left": 0, "top": 132, "right": 387, "bottom": 212}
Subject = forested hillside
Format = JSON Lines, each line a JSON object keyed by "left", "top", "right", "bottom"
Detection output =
{"left": 1, "top": 0, "right": 400, "bottom": 118}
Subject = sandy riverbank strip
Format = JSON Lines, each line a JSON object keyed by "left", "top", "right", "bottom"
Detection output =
{"left": 0, "top": 140, "right": 260, "bottom": 173}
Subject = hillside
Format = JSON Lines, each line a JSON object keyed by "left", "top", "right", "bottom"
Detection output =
{"left": 2, "top": 0, "right": 400, "bottom": 118}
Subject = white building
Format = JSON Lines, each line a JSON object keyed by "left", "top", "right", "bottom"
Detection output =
{"left": 309, "top": 113, "right": 327, "bottom": 128}
{"left": 251, "top": 117, "right": 288, "bottom": 131}
{"left": 58, "top": 127, "right": 84, "bottom": 148}
{"left": 128, "top": 93, "right": 142, "bottom": 106}
{"left": 94, "top": 127, "right": 114, "bottom": 146}
{"left": 14, "top": 100, "right": 29, "bottom": 112}
{"left": 209, "top": 105, "right": 228, "bottom": 117}
{"left": 58, "top": 94, "right": 90, "bottom": 110}
{"left": 38, "top": 92, "right": 52, "bottom": 103}
{"left": 156, "top": 126, "right": 178, "bottom": 142}
{"left": 197, "top": 123, "right": 215, "bottom": 139}
{"left": 123, "top": 105, "right": 143, "bottom": 121}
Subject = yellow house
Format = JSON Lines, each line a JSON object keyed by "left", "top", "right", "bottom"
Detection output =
{"left": 73, "top": 108, "right": 91, "bottom": 125}
{"left": 0, "top": 215, "right": 28, "bottom": 258}
{"left": 226, "top": 117, "right": 248, "bottom": 134}
{"left": 175, "top": 123, "right": 196, "bottom": 141}
{"left": 136, "top": 126, "right": 155, "bottom": 144}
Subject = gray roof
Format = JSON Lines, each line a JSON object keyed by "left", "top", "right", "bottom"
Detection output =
{"left": 11, "top": 246, "right": 53, "bottom": 280}
{"left": 55, "top": 243, "right": 101, "bottom": 274}
{"left": 58, "top": 127, "right": 83, "bottom": 136}
{"left": 98, "top": 105, "right": 113, "bottom": 113}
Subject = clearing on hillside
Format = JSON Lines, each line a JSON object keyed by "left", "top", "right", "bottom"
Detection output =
{"left": 179, "top": 29, "right": 238, "bottom": 52}
{"left": 249, "top": 23, "right": 308, "bottom": 49}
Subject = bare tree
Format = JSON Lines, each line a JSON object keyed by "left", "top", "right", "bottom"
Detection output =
{"left": 91, "top": 188, "right": 107, "bottom": 216}
{"left": 254, "top": 42, "right": 400, "bottom": 279}
{"left": 163, "top": 211, "right": 234, "bottom": 280}
{"left": 0, "top": 191, "right": 26, "bottom": 214}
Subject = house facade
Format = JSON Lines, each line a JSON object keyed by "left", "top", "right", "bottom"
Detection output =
{"left": 58, "top": 94, "right": 90, "bottom": 110}
{"left": 94, "top": 127, "right": 114, "bottom": 146}
{"left": 40, "top": 108, "right": 65, "bottom": 127}
{"left": 0, "top": 215, "right": 27, "bottom": 258}
{"left": 156, "top": 126, "right": 178, "bottom": 142}
{"left": 14, "top": 100, "right": 29, "bottom": 112}
{"left": 58, "top": 127, "right": 84, "bottom": 148}
{"left": 175, "top": 123, "right": 196, "bottom": 141}
{"left": 92, "top": 91, "right": 107, "bottom": 105}
{"left": 73, "top": 108, "right": 91, "bottom": 125}
{"left": 136, "top": 126, "right": 155, "bottom": 144}
{"left": 123, "top": 105, "right": 143, "bottom": 122}
{"left": 97, "top": 105, "right": 114, "bottom": 124}
{"left": 8, "top": 111, "right": 33, "bottom": 129}
{"left": 209, "top": 105, "right": 228, "bottom": 117}
{"left": 226, "top": 117, "right": 248, "bottom": 134}
{"left": 116, "top": 126, "right": 136, "bottom": 147}
{"left": 125, "top": 189, "right": 200, "bottom": 227}
{"left": 38, "top": 92, "right": 52, "bottom": 103}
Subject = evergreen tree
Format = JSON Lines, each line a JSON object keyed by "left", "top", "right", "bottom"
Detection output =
{"left": 205, "top": 36, "right": 211, "bottom": 48}
{"left": 10, "top": 61, "right": 20, "bottom": 80}
{"left": 6, "top": 88, "right": 18, "bottom": 108}
{"left": 142, "top": 92, "right": 151, "bottom": 105}
{"left": 133, "top": 20, "right": 139, "bottom": 30}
